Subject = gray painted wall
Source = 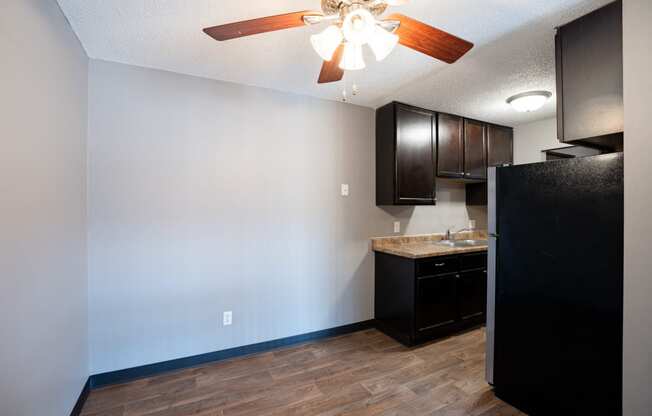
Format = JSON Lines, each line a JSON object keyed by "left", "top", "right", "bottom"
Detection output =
{"left": 513, "top": 117, "right": 569, "bottom": 164}
{"left": 87, "top": 60, "right": 480, "bottom": 374}
{"left": 623, "top": 0, "right": 652, "bottom": 414}
{"left": 0, "top": 1, "right": 88, "bottom": 415}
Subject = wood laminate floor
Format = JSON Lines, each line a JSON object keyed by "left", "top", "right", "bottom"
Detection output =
{"left": 81, "top": 327, "right": 526, "bottom": 416}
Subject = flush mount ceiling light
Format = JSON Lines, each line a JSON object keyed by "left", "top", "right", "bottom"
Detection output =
{"left": 507, "top": 91, "right": 552, "bottom": 113}
{"left": 203, "top": 0, "right": 474, "bottom": 85}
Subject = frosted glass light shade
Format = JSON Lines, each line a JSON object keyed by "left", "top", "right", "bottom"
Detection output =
{"left": 368, "top": 26, "right": 399, "bottom": 61}
{"left": 342, "top": 9, "right": 376, "bottom": 45}
{"left": 310, "top": 26, "right": 343, "bottom": 61}
{"left": 507, "top": 91, "right": 552, "bottom": 112}
{"left": 339, "top": 43, "right": 365, "bottom": 71}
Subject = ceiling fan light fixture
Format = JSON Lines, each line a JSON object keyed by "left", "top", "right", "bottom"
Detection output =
{"left": 339, "top": 42, "right": 366, "bottom": 71}
{"left": 507, "top": 91, "right": 552, "bottom": 113}
{"left": 310, "top": 25, "right": 344, "bottom": 61}
{"left": 342, "top": 8, "right": 377, "bottom": 45}
{"left": 368, "top": 25, "right": 399, "bottom": 61}
{"left": 203, "top": 2, "right": 474, "bottom": 86}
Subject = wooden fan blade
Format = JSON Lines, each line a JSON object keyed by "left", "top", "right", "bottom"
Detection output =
{"left": 203, "top": 11, "right": 321, "bottom": 41}
{"left": 318, "top": 45, "right": 345, "bottom": 84}
{"left": 387, "top": 13, "right": 473, "bottom": 64}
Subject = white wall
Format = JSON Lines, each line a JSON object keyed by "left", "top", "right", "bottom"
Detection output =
{"left": 513, "top": 117, "right": 567, "bottom": 164}
{"left": 87, "top": 60, "right": 476, "bottom": 374}
{"left": 623, "top": 0, "right": 652, "bottom": 414}
{"left": 0, "top": 1, "right": 88, "bottom": 415}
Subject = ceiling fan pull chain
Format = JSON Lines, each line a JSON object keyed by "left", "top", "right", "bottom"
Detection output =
{"left": 340, "top": 73, "right": 348, "bottom": 102}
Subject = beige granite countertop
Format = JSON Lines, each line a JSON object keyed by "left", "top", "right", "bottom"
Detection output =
{"left": 371, "top": 231, "right": 488, "bottom": 259}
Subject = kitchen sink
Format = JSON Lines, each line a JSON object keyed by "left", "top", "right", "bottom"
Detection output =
{"left": 435, "top": 239, "right": 488, "bottom": 248}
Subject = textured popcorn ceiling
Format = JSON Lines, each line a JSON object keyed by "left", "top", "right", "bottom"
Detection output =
{"left": 58, "top": 0, "right": 612, "bottom": 126}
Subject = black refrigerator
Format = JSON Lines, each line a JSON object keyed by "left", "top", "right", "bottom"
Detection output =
{"left": 486, "top": 153, "right": 623, "bottom": 415}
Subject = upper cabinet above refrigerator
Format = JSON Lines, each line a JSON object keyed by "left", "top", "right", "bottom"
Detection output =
{"left": 555, "top": 0, "right": 623, "bottom": 151}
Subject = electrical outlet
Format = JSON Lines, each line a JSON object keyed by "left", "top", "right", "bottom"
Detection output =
{"left": 393, "top": 221, "right": 401, "bottom": 233}
{"left": 341, "top": 184, "right": 350, "bottom": 197}
{"left": 223, "top": 311, "right": 232, "bottom": 326}
{"left": 468, "top": 220, "right": 477, "bottom": 229}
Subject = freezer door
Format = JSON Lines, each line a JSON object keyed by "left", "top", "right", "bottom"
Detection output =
{"left": 485, "top": 167, "right": 497, "bottom": 384}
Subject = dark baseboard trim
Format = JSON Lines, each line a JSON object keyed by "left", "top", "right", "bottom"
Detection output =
{"left": 89, "top": 319, "right": 375, "bottom": 389}
{"left": 70, "top": 377, "right": 90, "bottom": 416}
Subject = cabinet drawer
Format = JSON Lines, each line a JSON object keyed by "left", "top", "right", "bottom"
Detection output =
{"left": 460, "top": 253, "right": 487, "bottom": 271}
{"left": 417, "top": 257, "right": 459, "bottom": 277}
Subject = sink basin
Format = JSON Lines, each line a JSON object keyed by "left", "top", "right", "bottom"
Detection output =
{"left": 435, "top": 239, "right": 488, "bottom": 248}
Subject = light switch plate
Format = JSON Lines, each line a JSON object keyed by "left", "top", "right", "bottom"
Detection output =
{"left": 341, "top": 184, "right": 350, "bottom": 196}
{"left": 223, "top": 311, "right": 232, "bottom": 326}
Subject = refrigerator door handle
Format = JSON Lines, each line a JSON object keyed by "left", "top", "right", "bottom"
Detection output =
{"left": 486, "top": 166, "right": 497, "bottom": 385}
{"left": 486, "top": 236, "right": 497, "bottom": 385}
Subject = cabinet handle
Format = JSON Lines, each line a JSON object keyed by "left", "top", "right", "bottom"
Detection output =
{"left": 435, "top": 263, "right": 445, "bottom": 267}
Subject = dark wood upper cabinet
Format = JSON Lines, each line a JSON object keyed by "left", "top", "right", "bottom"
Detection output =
{"left": 436, "top": 113, "right": 464, "bottom": 178}
{"left": 464, "top": 125, "right": 515, "bottom": 206}
{"left": 556, "top": 0, "right": 623, "bottom": 149}
{"left": 377, "top": 102, "right": 513, "bottom": 206}
{"left": 376, "top": 102, "right": 436, "bottom": 206}
{"left": 463, "top": 119, "right": 487, "bottom": 180}
{"left": 487, "top": 125, "right": 514, "bottom": 167}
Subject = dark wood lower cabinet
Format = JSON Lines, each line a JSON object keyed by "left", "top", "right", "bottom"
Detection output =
{"left": 458, "top": 269, "right": 488, "bottom": 321}
{"left": 375, "top": 251, "right": 487, "bottom": 346}
{"left": 416, "top": 274, "right": 458, "bottom": 331}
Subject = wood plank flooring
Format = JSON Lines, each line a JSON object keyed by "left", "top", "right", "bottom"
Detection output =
{"left": 81, "top": 327, "right": 526, "bottom": 416}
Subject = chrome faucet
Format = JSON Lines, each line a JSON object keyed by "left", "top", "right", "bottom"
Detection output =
{"left": 445, "top": 226, "right": 474, "bottom": 241}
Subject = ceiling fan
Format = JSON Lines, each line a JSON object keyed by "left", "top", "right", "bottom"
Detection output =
{"left": 203, "top": 0, "right": 473, "bottom": 84}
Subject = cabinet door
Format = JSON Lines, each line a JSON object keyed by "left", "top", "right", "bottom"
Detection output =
{"left": 416, "top": 275, "right": 458, "bottom": 331}
{"left": 436, "top": 113, "right": 464, "bottom": 178}
{"left": 556, "top": 0, "right": 623, "bottom": 142}
{"left": 487, "top": 125, "right": 513, "bottom": 167}
{"left": 464, "top": 119, "right": 487, "bottom": 179}
{"left": 395, "top": 105, "right": 435, "bottom": 204}
{"left": 457, "top": 269, "right": 487, "bottom": 321}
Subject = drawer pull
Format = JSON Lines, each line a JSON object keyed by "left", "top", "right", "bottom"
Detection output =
{"left": 435, "top": 263, "right": 445, "bottom": 267}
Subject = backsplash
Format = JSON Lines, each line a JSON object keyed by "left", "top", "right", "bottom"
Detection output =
{"left": 377, "top": 181, "right": 487, "bottom": 236}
